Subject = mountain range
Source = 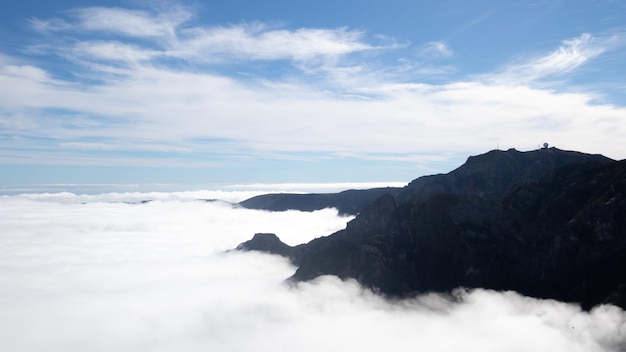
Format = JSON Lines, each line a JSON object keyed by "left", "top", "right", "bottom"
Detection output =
{"left": 236, "top": 148, "right": 626, "bottom": 310}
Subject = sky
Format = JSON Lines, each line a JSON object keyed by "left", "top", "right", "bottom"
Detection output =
{"left": 1, "top": 0, "right": 626, "bottom": 189}
{"left": 1, "top": 193, "right": 625, "bottom": 351}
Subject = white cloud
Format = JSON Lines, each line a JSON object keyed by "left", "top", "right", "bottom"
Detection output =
{"left": 0, "top": 194, "right": 624, "bottom": 351}
{"left": 494, "top": 33, "right": 607, "bottom": 83}
{"left": 1, "top": 65, "right": 58, "bottom": 84}
{"left": 418, "top": 41, "right": 453, "bottom": 58}
{"left": 178, "top": 25, "right": 374, "bottom": 62}
{"left": 537, "top": 34, "right": 601, "bottom": 71}
{"left": 29, "top": 17, "right": 72, "bottom": 33}
{"left": 2, "top": 4, "right": 625, "bottom": 171}
{"left": 70, "top": 6, "right": 192, "bottom": 41}
{"left": 1, "top": 53, "right": 626, "bottom": 165}
{"left": 30, "top": 8, "right": 375, "bottom": 65}
{"left": 72, "top": 41, "right": 161, "bottom": 63}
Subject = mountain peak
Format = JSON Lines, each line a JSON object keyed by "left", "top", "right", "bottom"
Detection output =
{"left": 399, "top": 147, "right": 612, "bottom": 203}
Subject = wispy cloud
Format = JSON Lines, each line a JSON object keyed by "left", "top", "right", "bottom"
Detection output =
{"left": 418, "top": 41, "right": 453, "bottom": 59}
{"left": 30, "top": 7, "right": 378, "bottom": 68}
{"left": 72, "top": 41, "right": 161, "bottom": 63}
{"left": 1, "top": 2, "right": 626, "bottom": 172}
{"left": 492, "top": 33, "right": 608, "bottom": 83}
{"left": 178, "top": 25, "right": 375, "bottom": 62}
{"left": 58, "top": 5, "right": 190, "bottom": 41}
{"left": 446, "top": 10, "right": 495, "bottom": 39}
{"left": 526, "top": 0, "right": 565, "bottom": 22}
{"left": 1, "top": 64, "right": 54, "bottom": 82}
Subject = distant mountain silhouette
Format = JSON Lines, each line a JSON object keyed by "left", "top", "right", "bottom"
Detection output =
{"left": 237, "top": 148, "right": 626, "bottom": 310}
{"left": 239, "top": 187, "right": 402, "bottom": 215}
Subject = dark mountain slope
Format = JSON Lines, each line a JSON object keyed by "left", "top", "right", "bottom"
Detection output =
{"left": 397, "top": 147, "right": 612, "bottom": 202}
{"left": 236, "top": 148, "right": 626, "bottom": 309}
{"left": 239, "top": 187, "right": 402, "bottom": 215}
{"left": 239, "top": 148, "right": 609, "bottom": 216}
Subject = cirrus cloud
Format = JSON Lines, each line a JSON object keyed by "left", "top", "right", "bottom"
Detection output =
{"left": 1, "top": 2, "right": 626, "bottom": 177}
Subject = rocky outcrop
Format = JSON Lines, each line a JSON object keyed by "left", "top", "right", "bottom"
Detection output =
{"left": 236, "top": 148, "right": 626, "bottom": 310}
{"left": 236, "top": 233, "right": 295, "bottom": 258}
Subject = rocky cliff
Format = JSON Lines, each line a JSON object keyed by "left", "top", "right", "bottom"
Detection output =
{"left": 237, "top": 148, "right": 626, "bottom": 310}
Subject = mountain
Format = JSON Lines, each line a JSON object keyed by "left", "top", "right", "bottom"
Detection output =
{"left": 239, "top": 187, "right": 403, "bottom": 215}
{"left": 397, "top": 147, "right": 612, "bottom": 202}
{"left": 236, "top": 148, "right": 626, "bottom": 310}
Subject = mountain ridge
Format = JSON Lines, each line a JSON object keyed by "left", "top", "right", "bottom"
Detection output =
{"left": 236, "top": 148, "right": 626, "bottom": 310}
{"left": 239, "top": 187, "right": 403, "bottom": 215}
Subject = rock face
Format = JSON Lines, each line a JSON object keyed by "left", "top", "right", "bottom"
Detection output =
{"left": 236, "top": 148, "right": 626, "bottom": 310}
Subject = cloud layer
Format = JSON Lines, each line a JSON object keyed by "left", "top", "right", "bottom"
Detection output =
{"left": 1, "top": 2, "right": 625, "bottom": 173}
{"left": 0, "top": 192, "right": 625, "bottom": 351}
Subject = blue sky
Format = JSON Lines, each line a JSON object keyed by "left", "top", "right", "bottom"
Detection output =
{"left": 1, "top": 0, "right": 625, "bottom": 190}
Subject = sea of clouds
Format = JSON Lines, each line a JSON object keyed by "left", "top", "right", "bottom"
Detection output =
{"left": 1, "top": 190, "right": 625, "bottom": 351}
